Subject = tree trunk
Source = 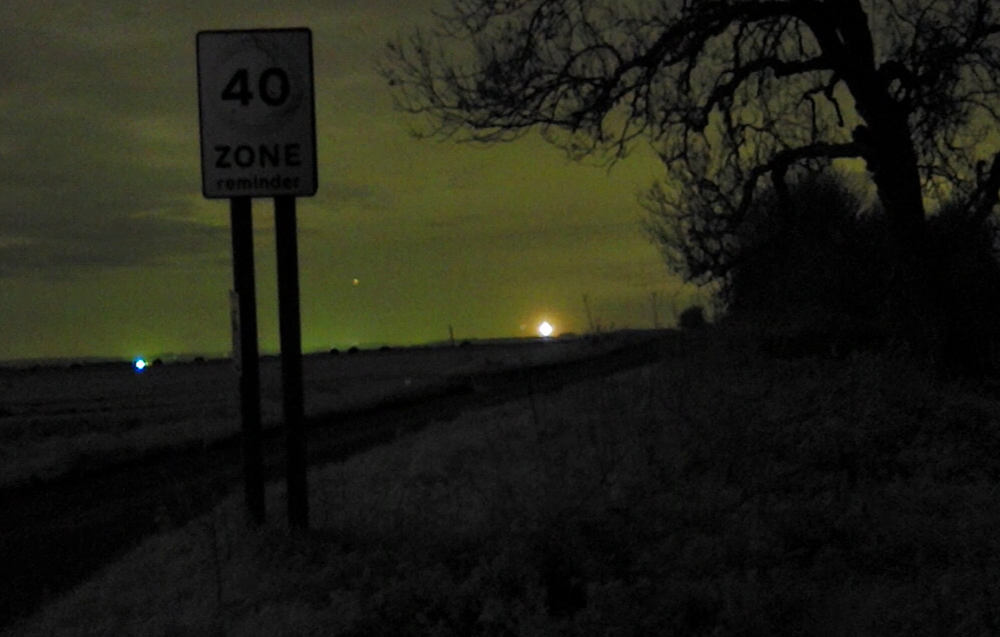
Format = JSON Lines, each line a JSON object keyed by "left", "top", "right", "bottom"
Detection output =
{"left": 868, "top": 119, "right": 926, "bottom": 259}
{"left": 858, "top": 106, "right": 934, "bottom": 349}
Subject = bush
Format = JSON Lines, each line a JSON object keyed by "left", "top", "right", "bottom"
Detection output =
{"left": 679, "top": 306, "right": 707, "bottom": 330}
{"left": 714, "top": 171, "right": 892, "bottom": 359}
{"left": 725, "top": 171, "right": 889, "bottom": 323}
{"left": 719, "top": 170, "right": 1000, "bottom": 375}
{"left": 922, "top": 204, "right": 1000, "bottom": 376}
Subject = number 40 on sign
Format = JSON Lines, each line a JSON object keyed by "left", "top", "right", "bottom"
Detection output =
{"left": 222, "top": 68, "right": 291, "bottom": 106}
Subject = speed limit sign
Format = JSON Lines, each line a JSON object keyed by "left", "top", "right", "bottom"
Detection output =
{"left": 197, "top": 28, "right": 317, "bottom": 198}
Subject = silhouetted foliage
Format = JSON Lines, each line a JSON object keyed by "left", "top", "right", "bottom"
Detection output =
{"left": 698, "top": 169, "right": 1000, "bottom": 374}
{"left": 922, "top": 204, "right": 1000, "bottom": 376}
{"left": 691, "top": 170, "right": 891, "bottom": 356}
{"left": 678, "top": 305, "right": 707, "bottom": 330}
{"left": 724, "top": 172, "right": 889, "bottom": 318}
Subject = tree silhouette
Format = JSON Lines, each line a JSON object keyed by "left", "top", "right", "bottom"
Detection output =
{"left": 383, "top": 0, "right": 1000, "bottom": 310}
{"left": 716, "top": 171, "right": 885, "bottom": 317}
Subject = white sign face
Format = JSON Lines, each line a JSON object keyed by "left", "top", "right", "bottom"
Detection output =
{"left": 197, "top": 28, "right": 317, "bottom": 199}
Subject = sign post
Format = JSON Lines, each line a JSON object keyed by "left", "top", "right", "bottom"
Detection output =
{"left": 275, "top": 195, "right": 308, "bottom": 528}
{"left": 229, "top": 197, "right": 265, "bottom": 525}
{"left": 198, "top": 28, "right": 317, "bottom": 529}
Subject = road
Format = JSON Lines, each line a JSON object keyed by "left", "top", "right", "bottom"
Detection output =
{"left": 0, "top": 333, "right": 683, "bottom": 628}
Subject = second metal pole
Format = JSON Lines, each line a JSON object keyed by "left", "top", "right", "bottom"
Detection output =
{"left": 274, "top": 195, "right": 308, "bottom": 529}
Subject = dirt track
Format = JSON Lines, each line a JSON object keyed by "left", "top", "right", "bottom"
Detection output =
{"left": 0, "top": 333, "right": 681, "bottom": 628}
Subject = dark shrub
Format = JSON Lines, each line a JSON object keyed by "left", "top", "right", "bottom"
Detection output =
{"left": 922, "top": 203, "right": 1000, "bottom": 376}
{"left": 721, "top": 171, "right": 893, "bottom": 357}
{"left": 720, "top": 170, "right": 1000, "bottom": 374}
{"left": 679, "top": 306, "right": 707, "bottom": 330}
{"left": 726, "top": 172, "right": 888, "bottom": 322}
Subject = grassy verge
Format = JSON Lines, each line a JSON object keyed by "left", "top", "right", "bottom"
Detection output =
{"left": 8, "top": 334, "right": 1000, "bottom": 635}
{"left": 0, "top": 337, "right": 622, "bottom": 489}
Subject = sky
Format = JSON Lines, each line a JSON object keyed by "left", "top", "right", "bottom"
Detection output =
{"left": 0, "top": 1, "right": 699, "bottom": 362}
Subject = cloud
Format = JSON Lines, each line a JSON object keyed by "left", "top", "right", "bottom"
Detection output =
{"left": 0, "top": 0, "right": 439, "bottom": 277}
{"left": 0, "top": 97, "right": 207, "bottom": 274}
{"left": 0, "top": 206, "right": 229, "bottom": 277}
{"left": 0, "top": 4, "right": 221, "bottom": 275}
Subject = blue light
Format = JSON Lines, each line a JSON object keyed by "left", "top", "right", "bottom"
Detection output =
{"left": 133, "top": 358, "right": 148, "bottom": 372}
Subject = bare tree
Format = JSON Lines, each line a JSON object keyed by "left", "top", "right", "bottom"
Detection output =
{"left": 383, "top": 0, "right": 1000, "bottom": 289}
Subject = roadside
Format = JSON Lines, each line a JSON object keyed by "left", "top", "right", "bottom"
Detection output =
{"left": 0, "top": 334, "right": 650, "bottom": 490}
{"left": 0, "top": 332, "right": 671, "bottom": 630}
{"left": 8, "top": 329, "right": 1000, "bottom": 635}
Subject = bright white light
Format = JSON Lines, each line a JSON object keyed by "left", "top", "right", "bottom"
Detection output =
{"left": 133, "top": 358, "right": 148, "bottom": 372}
{"left": 538, "top": 321, "right": 554, "bottom": 337}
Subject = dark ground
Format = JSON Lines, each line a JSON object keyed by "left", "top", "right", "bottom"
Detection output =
{"left": 0, "top": 334, "right": 673, "bottom": 629}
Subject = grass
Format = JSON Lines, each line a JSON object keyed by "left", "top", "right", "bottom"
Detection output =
{"left": 0, "top": 338, "right": 616, "bottom": 488}
{"left": 7, "top": 331, "right": 1000, "bottom": 635}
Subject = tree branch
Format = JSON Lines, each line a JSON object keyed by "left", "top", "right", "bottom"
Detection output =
{"left": 736, "top": 142, "right": 863, "bottom": 221}
{"left": 702, "top": 55, "right": 830, "bottom": 126}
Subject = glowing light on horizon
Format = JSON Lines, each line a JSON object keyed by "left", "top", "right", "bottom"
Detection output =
{"left": 538, "top": 321, "right": 554, "bottom": 337}
{"left": 133, "top": 357, "right": 148, "bottom": 372}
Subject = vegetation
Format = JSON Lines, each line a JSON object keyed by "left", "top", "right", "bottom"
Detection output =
{"left": 10, "top": 333, "right": 1000, "bottom": 635}
{"left": 383, "top": 1, "right": 1000, "bottom": 362}
{"left": 678, "top": 305, "right": 708, "bottom": 330}
{"left": 654, "top": 172, "right": 884, "bottom": 318}
{"left": 652, "top": 167, "right": 1000, "bottom": 376}
{"left": 0, "top": 341, "right": 610, "bottom": 489}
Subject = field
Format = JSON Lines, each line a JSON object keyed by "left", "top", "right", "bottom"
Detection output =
{"left": 0, "top": 337, "right": 622, "bottom": 489}
{"left": 6, "top": 329, "right": 1000, "bottom": 635}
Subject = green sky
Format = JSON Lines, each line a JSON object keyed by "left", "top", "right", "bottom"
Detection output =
{"left": 0, "top": 1, "right": 699, "bottom": 361}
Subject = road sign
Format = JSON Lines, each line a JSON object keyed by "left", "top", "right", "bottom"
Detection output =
{"left": 197, "top": 28, "right": 317, "bottom": 199}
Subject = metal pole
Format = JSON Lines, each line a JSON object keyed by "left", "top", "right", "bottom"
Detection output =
{"left": 230, "top": 196, "right": 265, "bottom": 526}
{"left": 274, "top": 195, "right": 308, "bottom": 529}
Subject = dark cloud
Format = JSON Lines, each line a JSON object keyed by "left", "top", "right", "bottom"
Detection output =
{"left": 0, "top": 210, "right": 229, "bottom": 276}
{"left": 0, "top": 100, "right": 203, "bottom": 274}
